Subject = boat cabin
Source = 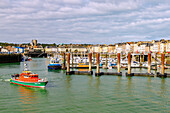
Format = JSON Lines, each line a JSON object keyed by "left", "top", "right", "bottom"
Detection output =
{"left": 18, "top": 71, "right": 39, "bottom": 82}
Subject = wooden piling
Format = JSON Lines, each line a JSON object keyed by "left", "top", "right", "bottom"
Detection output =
{"left": 105, "top": 53, "right": 108, "bottom": 67}
{"left": 139, "top": 54, "right": 142, "bottom": 67}
{"left": 66, "top": 53, "right": 71, "bottom": 75}
{"left": 117, "top": 53, "right": 121, "bottom": 73}
{"left": 148, "top": 53, "right": 151, "bottom": 74}
{"left": 128, "top": 52, "right": 131, "bottom": 74}
{"left": 161, "top": 53, "right": 165, "bottom": 75}
{"left": 95, "top": 53, "right": 101, "bottom": 76}
{"left": 126, "top": 52, "right": 134, "bottom": 76}
{"left": 158, "top": 53, "right": 167, "bottom": 77}
{"left": 89, "top": 53, "right": 92, "bottom": 71}
{"left": 62, "top": 52, "right": 66, "bottom": 69}
{"left": 93, "top": 52, "right": 95, "bottom": 64}
{"left": 155, "top": 52, "right": 157, "bottom": 70}
{"left": 96, "top": 53, "right": 100, "bottom": 74}
{"left": 71, "top": 52, "right": 73, "bottom": 68}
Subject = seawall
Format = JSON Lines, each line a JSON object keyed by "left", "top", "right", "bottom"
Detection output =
{"left": 0, "top": 54, "right": 22, "bottom": 63}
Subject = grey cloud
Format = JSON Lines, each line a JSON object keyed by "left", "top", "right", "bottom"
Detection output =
{"left": 0, "top": 0, "right": 10, "bottom": 8}
{"left": 0, "top": 0, "right": 170, "bottom": 44}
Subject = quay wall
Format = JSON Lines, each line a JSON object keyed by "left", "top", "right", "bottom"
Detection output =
{"left": 0, "top": 54, "right": 22, "bottom": 63}
{"left": 25, "top": 52, "right": 47, "bottom": 58}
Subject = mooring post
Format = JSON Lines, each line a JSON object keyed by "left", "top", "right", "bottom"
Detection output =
{"left": 148, "top": 53, "right": 151, "bottom": 74}
{"left": 158, "top": 53, "right": 167, "bottom": 77}
{"left": 155, "top": 52, "right": 157, "bottom": 70}
{"left": 161, "top": 53, "right": 165, "bottom": 75}
{"left": 117, "top": 53, "right": 120, "bottom": 73}
{"left": 95, "top": 52, "right": 100, "bottom": 76}
{"left": 89, "top": 53, "right": 92, "bottom": 71}
{"left": 71, "top": 52, "right": 73, "bottom": 68}
{"left": 92, "top": 52, "right": 93, "bottom": 63}
{"left": 97, "top": 53, "right": 100, "bottom": 73}
{"left": 88, "top": 53, "right": 93, "bottom": 75}
{"left": 66, "top": 53, "right": 71, "bottom": 75}
{"left": 62, "top": 52, "right": 66, "bottom": 69}
{"left": 126, "top": 52, "right": 134, "bottom": 76}
{"left": 128, "top": 52, "right": 131, "bottom": 74}
{"left": 93, "top": 52, "right": 95, "bottom": 64}
{"left": 105, "top": 53, "right": 108, "bottom": 67}
{"left": 139, "top": 53, "right": 142, "bottom": 67}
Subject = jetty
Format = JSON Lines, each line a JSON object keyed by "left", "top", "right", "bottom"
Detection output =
{"left": 57, "top": 52, "right": 170, "bottom": 77}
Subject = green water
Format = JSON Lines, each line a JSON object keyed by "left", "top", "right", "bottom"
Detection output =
{"left": 0, "top": 58, "right": 170, "bottom": 113}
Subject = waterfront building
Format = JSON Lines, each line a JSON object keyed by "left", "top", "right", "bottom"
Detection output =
{"left": 101, "top": 46, "right": 108, "bottom": 53}
{"left": 150, "top": 40, "right": 161, "bottom": 53}
{"left": 33, "top": 45, "right": 44, "bottom": 52}
{"left": 58, "top": 46, "right": 87, "bottom": 53}
{"left": 108, "top": 44, "right": 115, "bottom": 53}
{"left": 166, "top": 40, "right": 170, "bottom": 53}
{"left": 91, "top": 45, "right": 101, "bottom": 53}
{"left": 160, "top": 42, "right": 166, "bottom": 53}
{"left": 145, "top": 44, "right": 152, "bottom": 53}
{"left": 133, "top": 42, "right": 139, "bottom": 53}
{"left": 15, "top": 47, "right": 25, "bottom": 53}
{"left": 45, "top": 46, "right": 58, "bottom": 53}
{"left": 115, "top": 43, "right": 124, "bottom": 53}
{"left": 31, "top": 39, "right": 37, "bottom": 48}
{"left": 139, "top": 43, "right": 146, "bottom": 53}
{"left": 150, "top": 43, "right": 159, "bottom": 53}
{"left": 125, "top": 42, "right": 131, "bottom": 53}
{"left": 1, "top": 48, "right": 8, "bottom": 53}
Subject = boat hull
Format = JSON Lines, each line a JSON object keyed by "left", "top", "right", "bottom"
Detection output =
{"left": 48, "top": 65, "right": 61, "bottom": 70}
{"left": 10, "top": 79, "right": 48, "bottom": 88}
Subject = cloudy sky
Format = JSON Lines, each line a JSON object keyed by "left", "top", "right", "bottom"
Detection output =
{"left": 0, "top": 0, "right": 170, "bottom": 44}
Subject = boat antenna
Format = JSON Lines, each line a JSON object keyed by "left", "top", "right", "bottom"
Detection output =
{"left": 24, "top": 55, "right": 28, "bottom": 71}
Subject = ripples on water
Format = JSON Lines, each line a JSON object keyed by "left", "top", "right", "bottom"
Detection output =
{"left": 0, "top": 58, "right": 170, "bottom": 113}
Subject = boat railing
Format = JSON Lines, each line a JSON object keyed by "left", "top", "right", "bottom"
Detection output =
{"left": 38, "top": 78, "right": 47, "bottom": 82}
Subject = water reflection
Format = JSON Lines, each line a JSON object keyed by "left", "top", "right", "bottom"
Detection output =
{"left": 146, "top": 77, "right": 151, "bottom": 88}
{"left": 127, "top": 77, "right": 132, "bottom": 88}
{"left": 78, "top": 69, "right": 88, "bottom": 71}
{"left": 126, "top": 77, "right": 132, "bottom": 95}
{"left": 45, "top": 58, "right": 50, "bottom": 66}
{"left": 160, "top": 78, "right": 166, "bottom": 97}
{"left": 88, "top": 76, "right": 93, "bottom": 87}
{"left": 31, "top": 59, "right": 38, "bottom": 68}
{"left": 10, "top": 84, "right": 48, "bottom": 112}
{"left": 66, "top": 75, "right": 72, "bottom": 88}
{"left": 95, "top": 77, "right": 100, "bottom": 89}
{"left": 104, "top": 68, "right": 108, "bottom": 72}
{"left": 62, "top": 70, "right": 66, "bottom": 73}
{"left": 0, "top": 62, "right": 20, "bottom": 67}
{"left": 48, "top": 69, "right": 61, "bottom": 73}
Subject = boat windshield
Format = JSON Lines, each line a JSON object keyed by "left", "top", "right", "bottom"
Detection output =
{"left": 22, "top": 71, "right": 32, "bottom": 74}
{"left": 51, "top": 60, "right": 59, "bottom": 63}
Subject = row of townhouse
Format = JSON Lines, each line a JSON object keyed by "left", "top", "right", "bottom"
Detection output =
{"left": 57, "top": 46, "right": 88, "bottom": 53}
{"left": 115, "top": 40, "right": 170, "bottom": 53}
{"left": 0, "top": 46, "right": 25, "bottom": 53}
{"left": 56, "top": 44, "right": 115, "bottom": 53}
{"left": 2, "top": 39, "right": 166, "bottom": 54}
{"left": 55, "top": 39, "right": 170, "bottom": 54}
{"left": 58, "top": 39, "right": 170, "bottom": 53}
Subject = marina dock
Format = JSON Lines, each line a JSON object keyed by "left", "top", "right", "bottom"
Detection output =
{"left": 58, "top": 52, "right": 170, "bottom": 77}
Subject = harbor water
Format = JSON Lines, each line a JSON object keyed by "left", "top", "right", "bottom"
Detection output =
{"left": 0, "top": 58, "right": 170, "bottom": 112}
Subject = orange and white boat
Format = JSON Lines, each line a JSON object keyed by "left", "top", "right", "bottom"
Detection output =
{"left": 10, "top": 63, "right": 48, "bottom": 88}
